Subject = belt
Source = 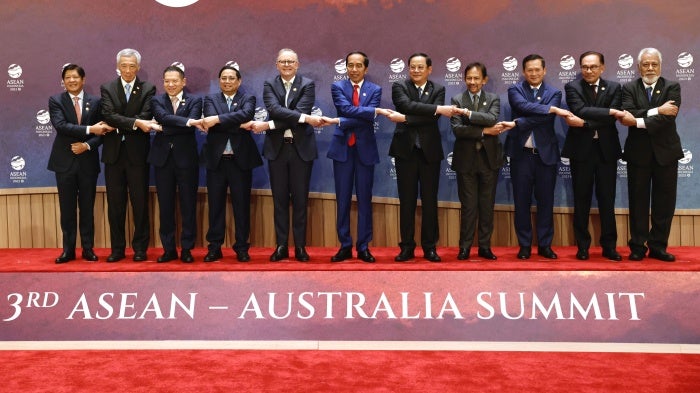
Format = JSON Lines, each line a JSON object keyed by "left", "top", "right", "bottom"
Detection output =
{"left": 523, "top": 147, "right": 538, "bottom": 155}
{"left": 284, "top": 137, "right": 294, "bottom": 144}
{"left": 221, "top": 154, "right": 234, "bottom": 160}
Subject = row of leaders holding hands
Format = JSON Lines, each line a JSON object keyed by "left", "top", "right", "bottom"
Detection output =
{"left": 48, "top": 47, "right": 681, "bottom": 264}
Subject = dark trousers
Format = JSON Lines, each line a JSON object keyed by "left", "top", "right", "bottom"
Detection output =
{"left": 395, "top": 148, "right": 441, "bottom": 251}
{"left": 333, "top": 146, "right": 375, "bottom": 251}
{"left": 206, "top": 156, "right": 253, "bottom": 252}
{"left": 55, "top": 160, "right": 97, "bottom": 251}
{"left": 154, "top": 154, "right": 199, "bottom": 252}
{"left": 627, "top": 160, "right": 678, "bottom": 254}
{"left": 570, "top": 141, "right": 618, "bottom": 250}
{"left": 511, "top": 149, "right": 556, "bottom": 248}
{"left": 268, "top": 143, "right": 313, "bottom": 247}
{"left": 104, "top": 148, "right": 150, "bottom": 252}
{"left": 456, "top": 148, "right": 498, "bottom": 249}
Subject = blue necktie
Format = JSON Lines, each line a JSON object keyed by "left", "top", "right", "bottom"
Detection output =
{"left": 125, "top": 84, "right": 131, "bottom": 102}
{"left": 532, "top": 88, "right": 538, "bottom": 100}
{"left": 224, "top": 97, "right": 233, "bottom": 155}
{"left": 646, "top": 86, "right": 653, "bottom": 102}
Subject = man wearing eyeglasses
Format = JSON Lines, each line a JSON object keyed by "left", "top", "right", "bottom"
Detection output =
{"left": 386, "top": 53, "right": 460, "bottom": 262}
{"left": 619, "top": 48, "right": 682, "bottom": 262}
{"left": 244, "top": 48, "right": 323, "bottom": 262}
{"left": 562, "top": 51, "right": 624, "bottom": 262}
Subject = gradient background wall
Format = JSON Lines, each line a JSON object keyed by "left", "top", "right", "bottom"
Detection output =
{"left": 1, "top": 0, "right": 698, "bottom": 208}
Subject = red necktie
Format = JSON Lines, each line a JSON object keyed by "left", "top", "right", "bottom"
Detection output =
{"left": 348, "top": 84, "right": 359, "bottom": 146}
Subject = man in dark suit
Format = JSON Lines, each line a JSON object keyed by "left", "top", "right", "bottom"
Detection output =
{"left": 562, "top": 51, "right": 625, "bottom": 261}
{"left": 100, "top": 48, "right": 157, "bottom": 262}
{"left": 148, "top": 65, "right": 203, "bottom": 263}
{"left": 450, "top": 62, "right": 513, "bottom": 261}
{"left": 619, "top": 48, "right": 682, "bottom": 262}
{"left": 201, "top": 65, "right": 262, "bottom": 263}
{"left": 324, "top": 51, "right": 392, "bottom": 263}
{"left": 505, "top": 54, "right": 575, "bottom": 260}
{"left": 244, "top": 48, "right": 323, "bottom": 262}
{"left": 387, "top": 53, "right": 460, "bottom": 262}
{"left": 48, "top": 64, "right": 113, "bottom": 263}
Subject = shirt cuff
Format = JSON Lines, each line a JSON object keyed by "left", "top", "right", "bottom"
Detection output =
{"left": 298, "top": 114, "right": 306, "bottom": 123}
{"left": 86, "top": 126, "right": 91, "bottom": 135}
{"left": 636, "top": 118, "right": 646, "bottom": 129}
{"left": 268, "top": 120, "right": 276, "bottom": 130}
{"left": 647, "top": 108, "right": 659, "bottom": 117}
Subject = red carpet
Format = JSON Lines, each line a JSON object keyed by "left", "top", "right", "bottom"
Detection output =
{"left": 3, "top": 246, "right": 700, "bottom": 272}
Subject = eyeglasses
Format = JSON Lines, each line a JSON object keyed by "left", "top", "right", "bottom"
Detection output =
{"left": 277, "top": 60, "right": 297, "bottom": 65}
{"left": 409, "top": 65, "right": 427, "bottom": 71}
{"left": 581, "top": 65, "right": 601, "bottom": 71}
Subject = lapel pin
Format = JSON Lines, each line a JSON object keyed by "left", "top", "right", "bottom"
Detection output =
{"left": 293, "top": 88, "right": 297, "bottom": 92}
{"left": 655, "top": 90, "right": 660, "bottom": 94}
{"left": 601, "top": 87, "right": 606, "bottom": 91}
{"left": 362, "top": 93, "right": 366, "bottom": 97}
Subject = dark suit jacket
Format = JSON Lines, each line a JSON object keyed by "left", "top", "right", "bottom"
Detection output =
{"left": 389, "top": 79, "right": 445, "bottom": 163}
{"left": 262, "top": 75, "right": 318, "bottom": 162}
{"left": 621, "top": 77, "right": 683, "bottom": 166}
{"left": 562, "top": 78, "right": 622, "bottom": 163}
{"left": 505, "top": 80, "right": 561, "bottom": 166}
{"left": 100, "top": 77, "right": 156, "bottom": 165}
{"left": 450, "top": 90, "right": 502, "bottom": 171}
{"left": 148, "top": 92, "right": 202, "bottom": 169}
{"left": 201, "top": 91, "right": 262, "bottom": 171}
{"left": 47, "top": 92, "right": 102, "bottom": 174}
{"left": 327, "top": 79, "right": 381, "bottom": 165}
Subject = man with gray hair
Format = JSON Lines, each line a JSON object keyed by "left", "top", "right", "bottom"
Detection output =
{"left": 100, "top": 48, "right": 157, "bottom": 262}
{"left": 619, "top": 48, "right": 682, "bottom": 262}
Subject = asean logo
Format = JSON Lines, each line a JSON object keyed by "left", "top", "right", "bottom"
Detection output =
{"left": 503, "top": 56, "right": 518, "bottom": 72}
{"left": 618, "top": 54, "right": 634, "bottom": 69}
{"left": 560, "top": 55, "right": 575, "bottom": 70}
{"left": 677, "top": 52, "right": 693, "bottom": 68}
{"left": 390, "top": 58, "right": 405, "bottom": 73}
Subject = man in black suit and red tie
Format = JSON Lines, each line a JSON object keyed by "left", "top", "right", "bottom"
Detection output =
{"left": 619, "top": 48, "right": 682, "bottom": 262}
{"left": 562, "top": 51, "right": 624, "bottom": 261}
{"left": 244, "top": 48, "right": 323, "bottom": 262}
{"left": 149, "top": 65, "right": 203, "bottom": 263}
{"left": 100, "top": 48, "right": 157, "bottom": 262}
{"left": 386, "top": 52, "right": 460, "bottom": 263}
{"left": 201, "top": 65, "right": 262, "bottom": 263}
{"left": 48, "top": 64, "right": 113, "bottom": 263}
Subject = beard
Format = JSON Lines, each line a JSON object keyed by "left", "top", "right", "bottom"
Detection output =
{"left": 642, "top": 74, "right": 660, "bottom": 85}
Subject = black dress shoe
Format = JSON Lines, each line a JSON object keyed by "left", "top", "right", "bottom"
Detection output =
{"left": 538, "top": 246, "right": 558, "bottom": 259}
{"left": 576, "top": 248, "right": 589, "bottom": 260}
{"left": 424, "top": 248, "right": 441, "bottom": 262}
{"left": 602, "top": 248, "right": 622, "bottom": 261}
{"left": 133, "top": 251, "right": 148, "bottom": 262}
{"left": 106, "top": 251, "right": 125, "bottom": 263}
{"left": 648, "top": 249, "right": 675, "bottom": 262}
{"left": 357, "top": 249, "right": 376, "bottom": 263}
{"left": 457, "top": 248, "right": 470, "bottom": 260}
{"left": 204, "top": 249, "right": 223, "bottom": 262}
{"left": 157, "top": 250, "right": 178, "bottom": 263}
{"left": 180, "top": 249, "right": 194, "bottom": 263}
{"left": 395, "top": 248, "right": 414, "bottom": 262}
{"left": 330, "top": 247, "right": 352, "bottom": 262}
{"left": 628, "top": 251, "right": 645, "bottom": 261}
{"left": 270, "top": 245, "right": 289, "bottom": 262}
{"left": 517, "top": 247, "right": 531, "bottom": 260}
{"left": 236, "top": 250, "right": 250, "bottom": 262}
{"left": 478, "top": 247, "right": 497, "bottom": 260}
{"left": 295, "top": 247, "right": 310, "bottom": 262}
{"left": 82, "top": 249, "right": 98, "bottom": 262}
{"left": 55, "top": 251, "right": 75, "bottom": 264}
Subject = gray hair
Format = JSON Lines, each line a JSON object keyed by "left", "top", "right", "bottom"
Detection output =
{"left": 637, "top": 48, "right": 662, "bottom": 64}
{"left": 276, "top": 48, "right": 298, "bottom": 61}
{"left": 116, "top": 48, "right": 142, "bottom": 65}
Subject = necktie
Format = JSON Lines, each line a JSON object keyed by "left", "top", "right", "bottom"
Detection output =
{"left": 590, "top": 84, "right": 598, "bottom": 101}
{"left": 284, "top": 81, "right": 292, "bottom": 107}
{"left": 417, "top": 87, "right": 423, "bottom": 99}
{"left": 646, "top": 86, "right": 653, "bottom": 102}
{"left": 415, "top": 86, "right": 423, "bottom": 148}
{"left": 473, "top": 94, "right": 482, "bottom": 151}
{"left": 73, "top": 96, "right": 81, "bottom": 125}
{"left": 125, "top": 84, "right": 131, "bottom": 102}
{"left": 348, "top": 84, "right": 359, "bottom": 146}
{"left": 171, "top": 96, "right": 179, "bottom": 113}
{"left": 532, "top": 88, "right": 538, "bottom": 100}
{"left": 224, "top": 96, "right": 234, "bottom": 154}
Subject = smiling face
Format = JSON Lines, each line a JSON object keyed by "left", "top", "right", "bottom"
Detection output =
{"left": 409, "top": 55, "right": 431, "bottom": 86}
{"left": 523, "top": 58, "right": 546, "bottom": 86}
{"left": 346, "top": 53, "right": 368, "bottom": 84}
{"left": 118, "top": 55, "right": 140, "bottom": 83}
{"left": 464, "top": 66, "right": 487, "bottom": 95}
{"left": 63, "top": 69, "right": 85, "bottom": 96}
{"left": 163, "top": 70, "right": 186, "bottom": 97}
{"left": 219, "top": 69, "right": 240, "bottom": 96}
{"left": 276, "top": 50, "right": 299, "bottom": 81}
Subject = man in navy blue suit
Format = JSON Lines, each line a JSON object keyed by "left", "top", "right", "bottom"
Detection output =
{"left": 201, "top": 65, "right": 262, "bottom": 263}
{"left": 149, "top": 65, "right": 203, "bottom": 263}
{"left": 505, "top": 54, "right": 576, "bottom": 260}
{"left": 48, "top": 64, "right": 113, "bottom": 263}
{"left": 324, "top": 51, "right": 392, "bottom": 263}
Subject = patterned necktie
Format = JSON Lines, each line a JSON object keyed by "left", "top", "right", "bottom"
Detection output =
{"left": 171, "top": 96, "right": 179, "bottom": 113}
{"left": 646, "top": 86, "right": 653, "bottom": 102}
{"left": 348, "top": 84, "right": 359, "bottom": 146}
{"left": 417, "top": 87, "right": 423, "bottom": 100}
{"left": 226, "top": 96, "right": 232, "bottom": 110}
{"left": 224, "top": 96, "right": 234, "bottom": 154}
{"left": 73, "top": 96, "right": 81, "bottom": 125}
{"left": 473, "top": 94, "right": 482, "bottom": 151}
{"left": 284, "top": 81, "right": 292, "bottom": 107}
{"left": 125, "top": 84, "right": 131, "bottom": 102}
{"left": 590, "top": 84, "right": 598, "bottom": 101}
